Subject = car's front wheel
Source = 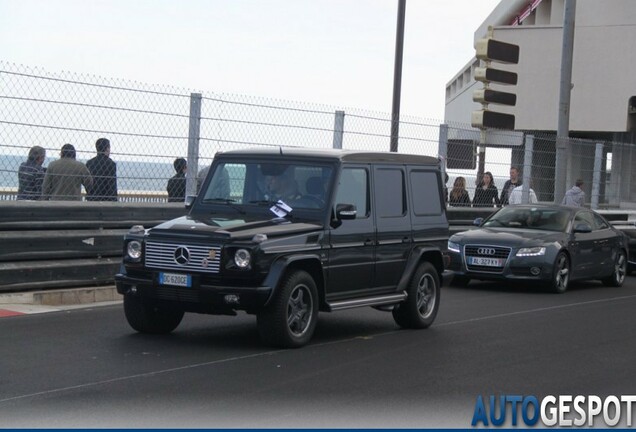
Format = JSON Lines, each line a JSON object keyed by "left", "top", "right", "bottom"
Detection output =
{"left": 257, "top": 270, "right": 318, "bottom": 348}
{"left": 123, "top": 294, "right": 184, "bottom": 334}
{"left": 602, "top": 250, "right": 627, "bottom": 287}
{"left": 393, "top": 261, "right": 440, "bottom": 329}
{"left": 550, "top": 252, "right": 570, "bottom": 294}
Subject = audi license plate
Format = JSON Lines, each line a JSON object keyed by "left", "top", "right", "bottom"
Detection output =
{"left": 159, "top": 272, "right": 192, "bottom": 287}
{"left": 469, "top": 257, "right": 503, "bottom": 267}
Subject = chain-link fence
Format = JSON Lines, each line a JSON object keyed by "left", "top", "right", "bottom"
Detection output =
{"left": 1, "top": 61, "right": 634, "bottom": 207}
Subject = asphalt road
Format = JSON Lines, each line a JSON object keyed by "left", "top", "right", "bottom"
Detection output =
{"left": 1, "top": 277, "right": 636, "bottom": 428}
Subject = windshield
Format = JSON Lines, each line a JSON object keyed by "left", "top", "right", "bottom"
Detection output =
{"left": 482, "top": 207, "right": 570, "bottom": 232}
{"left": 201, "top": 160, "right": 333, "bottom": 211}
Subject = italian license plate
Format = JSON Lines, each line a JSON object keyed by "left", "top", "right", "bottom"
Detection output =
{"left": 159, "top": 272, "right": 192, "bottom": 287}
{"left": 469, "top": 257, "right": 503, "bottom": 267}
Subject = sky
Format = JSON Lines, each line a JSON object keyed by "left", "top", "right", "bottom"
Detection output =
{"left": 0, "top": 0, "right": 501, "bottom": 121}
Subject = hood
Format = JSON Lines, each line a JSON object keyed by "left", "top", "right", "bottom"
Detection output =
{"left": 150, "top": 215, "right": 323, "bottom": 240}
{"left": 451, "top": 227, "right": 564, "bottom": 247}
{"left": 565, "top": 186, "right": 584, "bottom": 198}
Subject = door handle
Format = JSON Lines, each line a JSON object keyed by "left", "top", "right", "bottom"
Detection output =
{"left": 402, "top": 237, "right": 411, "bottom": 243}
{"left": 364, "top": 239, "right": 375, "bottom": 246}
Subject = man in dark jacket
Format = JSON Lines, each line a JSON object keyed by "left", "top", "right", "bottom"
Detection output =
{"left": 500, "top": 166, "right": 522, "bottom": 206}
{"left": 167, "top": 158, "right": 187, "bottom": 202}
{"left": 86, "top": 138, "right": 117, "bottom": 201}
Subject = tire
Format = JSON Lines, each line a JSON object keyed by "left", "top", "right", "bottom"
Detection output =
{"left": 392, "top": 262, "right": 440, "bottom": 329}
{"left": 602, "top": 250, "right": 627, "bottom": 287}
{"left": 123, "top": 294, "right": 184, "bottom": 334}
{"left": 550, "top": 252, "right": 570, "bottom": 294}
{"left": 451, "top": 275, "right": 471, "bottom": 287}
{"left": 257, "top": 270, "right": 318, "bottom": 348}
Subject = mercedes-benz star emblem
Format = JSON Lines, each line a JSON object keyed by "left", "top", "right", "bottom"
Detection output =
{"left": 174, "top": 246, "right": 190, "bottom": 265}
{"left": 477, "top": 247, "right": 496, "bottom": 256}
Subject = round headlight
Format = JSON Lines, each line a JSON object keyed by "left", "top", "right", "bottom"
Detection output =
{"left": 234, "top": 249, "right": 251, "bottom": 268}
{"left": 127, "top": 240, "right": 143, "bottom": 260}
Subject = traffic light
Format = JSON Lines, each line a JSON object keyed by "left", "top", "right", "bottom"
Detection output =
{"left": 473, "top": 89, "right": 516, "bottom": 106}
{"left": 472, "top": 37, "right": 519, "bottom": 130}
{"left": 471, "top": 110, "right": 515, "bottom": 131}
{"left": 475, "top": 38, "right": 519, "bottom": 64}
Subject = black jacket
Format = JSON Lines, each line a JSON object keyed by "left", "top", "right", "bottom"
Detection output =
{"left": 86, "top": 154, "right": 117, "bottom": 201}
{"left": 448, "top": 190, "right": 471, "bottom": 207}
{"left": 167, "top": 172, "right": 186, "bottom": 202}
{"left": 473, "top": 184, "right": 499, "bottom": 207}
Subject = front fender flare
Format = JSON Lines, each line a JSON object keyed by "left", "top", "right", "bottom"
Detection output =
{"left": 262, "top": 254, "right": 324, "bottom": 306}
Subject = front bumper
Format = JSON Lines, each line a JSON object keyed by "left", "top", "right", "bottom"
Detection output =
{"left": 115, "top": 272, "right": 272, "bottom": 313}
{"left": 447, "top": 250, "right": 553, "bottom": 282}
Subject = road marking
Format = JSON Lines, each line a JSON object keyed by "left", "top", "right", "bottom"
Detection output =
{"left": 1, "top": 294, "right": 635, "bottom": 404}
{"left": 437, "top": 294, "right": 636, "bottom": 327}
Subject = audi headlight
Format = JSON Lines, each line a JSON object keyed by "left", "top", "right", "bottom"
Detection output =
{"left": 234, "top": 249, "right": 251, "bottom": 268}
{"left": 448, "top": 241, "right": 461, "bottom": 253}
{"left": 516, "top": 247, "right": 546, "bottom": 257}
{"left": 127, "top": 240, "right": 143, "bottom": 260}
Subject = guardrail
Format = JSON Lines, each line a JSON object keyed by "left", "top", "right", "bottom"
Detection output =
{"left": 0, "top": 203, "right": 633, "bottom": 293}
{"left": 0, "top": 201, "right": 187, "bottom": 293}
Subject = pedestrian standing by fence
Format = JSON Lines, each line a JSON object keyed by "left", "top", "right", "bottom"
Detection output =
{"left": 472, "top": 171, "right": 499, "bottom": 207}
{"left": 86, "top": 137, "right": 117, "bottom": 201}
{"left": 17, "top": 145, "right": 47, "bottom": 200}
{"left": 42, "top": 144, "right": 93, "bottom": 201}
{"left": 500, "top": 166, "right": 522, "bottom": 206}
{"left": 448, "top": 176, "right": 471, "bottom": 207}
{"left": 561, "top": 179, "right": 585, "bottom": 207}
{"left": 508, "top": 181, "right": 538, "bottom": 205}
{"left": 167, "top": 157, "right": 187, "bottom": 202}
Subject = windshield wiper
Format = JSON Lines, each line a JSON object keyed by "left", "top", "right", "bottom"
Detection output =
{"left": 249, "top": 199, "right": 276, "bottom": 206}
{"left": 202, "top": 198, "right": 246, "bottom": 215}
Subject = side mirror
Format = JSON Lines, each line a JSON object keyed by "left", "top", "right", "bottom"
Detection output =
{"left": 336, "top": 203, "right": 357, "bottom": 220}
{"left": 185, "top": 195, "right": 197, "bottom": 209}
{"left": 473, "top": 217, "right": 483, "bottom": 226}
{"left": 573, "top": 223, "right": 592, "bottom": 233}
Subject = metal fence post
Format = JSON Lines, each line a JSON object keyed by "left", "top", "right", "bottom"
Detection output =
{"left": 438, "top": 123, "right": 448, "bottom": 178}
{"left": 332, "top": 110, "right": 345, "bottom": 149}
{"left": 591, "top": 142, "right": 603, "bottom": 209}
{"left": 522, "top": 134, "right": 533, "bottom": 204}
{"left": 186, "top": 93, "right": 202, "bottom": 197}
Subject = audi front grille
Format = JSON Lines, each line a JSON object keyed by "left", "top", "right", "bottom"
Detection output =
{"left": 464, "top": 244, "right": 511, "bottom": 273}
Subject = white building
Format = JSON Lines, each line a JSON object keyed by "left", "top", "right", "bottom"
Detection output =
{"left": 444, "top": 0, "right": 636, "bottom": 205}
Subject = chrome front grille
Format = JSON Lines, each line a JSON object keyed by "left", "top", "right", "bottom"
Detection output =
{"left": 464, "top": 244, "right": 511, "bottom": 273}
{"left": 145, "top": 241, "right": 221, "bottom": 274}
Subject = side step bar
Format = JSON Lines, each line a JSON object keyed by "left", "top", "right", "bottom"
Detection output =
{"left": 327, "top": 292, "right": 407, "bottom": 312}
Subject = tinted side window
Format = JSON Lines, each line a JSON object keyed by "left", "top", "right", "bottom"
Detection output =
{"left": 375, "top": 168, "right": 405, "bottom": 218}
{"left": 574, "top": 211, "right": 595, "bottom": 228}
{"left": 410, "top": 170, "right": 442, "bottom": 216}
{"left": 334, "top": 167, "right": 368, "bottom": 218}
{"left": 593, "top": 213, "right": 609, "bottom": 230}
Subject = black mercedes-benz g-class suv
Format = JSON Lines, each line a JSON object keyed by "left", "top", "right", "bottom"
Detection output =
{"left": 116, "top": 148, "right": 450, "bottom": 347}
